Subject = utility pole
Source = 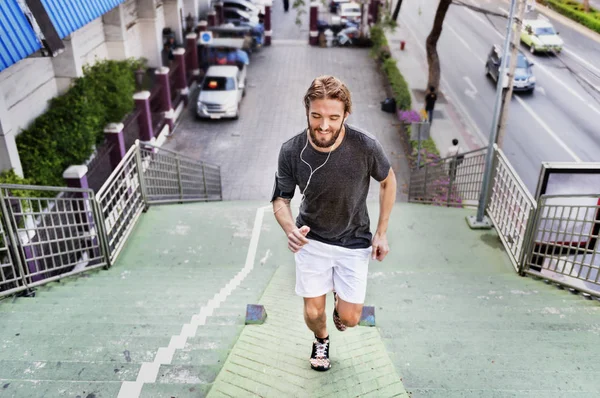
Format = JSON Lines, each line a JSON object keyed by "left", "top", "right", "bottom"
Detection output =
{"left": 496, "top": 0, "right": 527, "bottom": 149}
{"left": 467, "top": 0, "right": 517, "bottom": 229}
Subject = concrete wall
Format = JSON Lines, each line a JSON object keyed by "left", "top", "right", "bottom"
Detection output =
{"left": 0, "top": 58, "right": 58, "bottom": 175}
{"left": 77, "top": 18, "right": 108, "bottom": 68}
{"left": 0, "top": 58, "right": 58, "bottom": 138}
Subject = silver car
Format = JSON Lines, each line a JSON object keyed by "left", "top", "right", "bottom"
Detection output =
{"left": 197, "top": 65, "right": 246, "bottom": 120}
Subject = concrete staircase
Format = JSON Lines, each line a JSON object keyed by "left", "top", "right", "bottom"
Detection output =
{"left": 0, "top": 202, "right": 281, "bottom": 398}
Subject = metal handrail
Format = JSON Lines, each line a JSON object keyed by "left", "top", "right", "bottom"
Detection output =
{"left": 493, "top": 144, "right": 536, "bottom": 205}
{"left": 486, "top": 145, "right": 537, "bottom": 272}
{"left": 522, "top": 193, "right": 600, "bottom": 297}
{"left": 1, "top": 140, "right": 222, "bottom": 297}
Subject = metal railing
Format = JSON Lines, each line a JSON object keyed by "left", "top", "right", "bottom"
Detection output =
{"left": 523, "top": 194, "right": 600, "bottom": 297}
{"left": 0, "top": 185, "right": 107, "bottom": 297}
{"left": 140, "top": 143, "right": 222, "bottom": 204}
{"left": 486, "top": 145, "right": 537, "bottom": 272}
{"left": 408, "top": 145, "right": 600, "bottom": 297}
{"left": 408, "top": 147, "right": 487, "bottom": 207}
{"left": 96, "top": 144, "right": 146, "bottom": 264}
{"left": 0, "top": 141, "right": 222, "bottom": 298}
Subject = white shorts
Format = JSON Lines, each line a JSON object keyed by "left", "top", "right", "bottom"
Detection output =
{"left": 294, "top": 239, "right": 372, "bottom": 304}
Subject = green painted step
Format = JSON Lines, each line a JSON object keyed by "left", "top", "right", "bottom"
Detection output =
{"left": 139, "top": 382, "right": 210, "bottom": 398}
{"left": 0, "top": 380, "right": 121, "bottom": 397}
{"left": 0, "top": 360, "right": 141, "bottom": 381}
{"left": 400, "top": 367, "right": 599, "bottom": 392}
{"left": 407, "top": 389, "right": 592, "bottom": 398}
{"left": 154, "top": 364, "right": 221, "bottom": 384}
{"left": 387, "top": 351, "right": 600, "bottom": 372}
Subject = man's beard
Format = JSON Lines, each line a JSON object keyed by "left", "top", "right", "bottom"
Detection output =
{"left": 309, "top": 123, "right": 343, "bottom": 148}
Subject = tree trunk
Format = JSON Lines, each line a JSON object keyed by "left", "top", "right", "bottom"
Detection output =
{"left": 392, "top": 0, "right": 404, "bottom": 22}
{"left": 426, "top": 0, "right": 452, "bottom": 91}
{"left": 583, "top": 0, "right": 590, "bottom": 13}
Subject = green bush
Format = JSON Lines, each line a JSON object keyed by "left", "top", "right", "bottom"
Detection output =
{"left": 370, "top": 23, "right": 440, "bottom": 160}
{"left": 16, "top": 59, "right": 144, "bottom": 187}
{"left": 382, "top": 58, "right": 412, "bottom": 111}
{"left": 0, "top": 169, "right": 37, "bottom": 197}
{"left": 541, "top": 0, "right": 600, "bottom": 33}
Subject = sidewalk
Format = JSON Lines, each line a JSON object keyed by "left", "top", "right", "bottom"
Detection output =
{"left": 384, "top": 26, "right": 486, "bottom": 156}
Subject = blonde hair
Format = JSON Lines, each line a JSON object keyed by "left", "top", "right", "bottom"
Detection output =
{"left": 303, "top": 75, "right": 352, "bottom": 114}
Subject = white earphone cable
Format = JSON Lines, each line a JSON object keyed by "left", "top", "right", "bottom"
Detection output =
{"left": 299, "top": 129, "right": 334, "bottom": 205}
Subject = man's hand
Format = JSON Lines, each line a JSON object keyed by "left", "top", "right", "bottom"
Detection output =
{"left": 371, "top": 233, "right": 389, "bottom": 261}
{"left": 288, "top": 225, "right": 310, "bottom": 253}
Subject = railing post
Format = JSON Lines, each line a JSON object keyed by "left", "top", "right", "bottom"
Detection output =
{"left": 446, "top": 161, "right": 454, "bottom": 207}
{"left": 309, "top": 2, "right": 319, "bottom": 45}
{"left": 423, "top": 166, "right": 429, "bottom": 199}
{"left": 0, "top": 187, "right": 30, "bottom": 291}
{"left": 201, "top": 163, "right": 208, "bottom": 197}
{"left": 134, "top": 91, "right": 154, "bottom": 142}
{"left": 104, "top": 123, "right": 126, "bottom": 170}
{"left": 214, "top": 2, "right": 224, "bottom": 25}
{"left": 185, "top": 32, "right": 200, "bottom": 82}
{"left": 176, "top": 154, "right": 184, "bottom": 201}
{"left": 134, "top": 141, "right": 149, "bottom": 209}
{"left": 155, "top": 67, "right": 174, "bottom": 132}
{"left": 264, "top": 2, "right": 272, "bottom": 46}
{"left": 207, "top": 11, "right": 216, "bottom": 27}
{"left": 173, "top": 48, "right": 189, "bottom": 105}
{"left": 519, "top": 202, "right": 542, "bottom": 275}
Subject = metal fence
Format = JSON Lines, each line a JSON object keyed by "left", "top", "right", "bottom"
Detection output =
{"left": 408, "top": 145, "right": 600, "bottom": 297}
{"left": 0, "top": 185, "right": 107, "bottom": 297}
{"left": 523, "top": 195, "right": 600, "bottom": 297}
{"left": 0, "top": 141, "right": 222, "bottom": 298}
{"left": 408, "top": 147, "right": 487, "bottom": 207}
{"left": 96, "top": 144, "right": 146, "bottom": 264}
{"left": 140, "top": 143, "right": 222, "bottom": 204}
{"left": 486, "top": 145, "right": 537, "bottom": 272}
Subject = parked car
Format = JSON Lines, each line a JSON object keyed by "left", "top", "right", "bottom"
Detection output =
{"left": 223, "top": 7, "right": 260, "bottom": 25}
{"left": 339, "top": 2, "right": 361, "bottom": 25}
{"left": 218, "top": 0, "right": 264, "bottom": 16}
{"left": 329, "top": 0, "right": 350, "bottom": 13}
{"left": 485, "top": 45, "right": 536, "bottom": 93}
{"left": 521, "top": 19, "right": 564, "bottom": 54}
{"left": 197, "top": 65, "right": 246, "bottom": 120}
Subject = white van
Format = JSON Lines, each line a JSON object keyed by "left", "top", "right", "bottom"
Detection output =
{"left": 197, "top": 65, "right": 246, "bottom": 120}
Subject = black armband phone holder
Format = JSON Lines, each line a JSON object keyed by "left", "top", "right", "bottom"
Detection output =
{"left": 270, "top": 172, "right": 294, "bottom": 202}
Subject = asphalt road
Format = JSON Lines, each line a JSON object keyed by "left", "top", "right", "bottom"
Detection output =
{"left": 399, "top": 0, "right": 600, "bottom": 193}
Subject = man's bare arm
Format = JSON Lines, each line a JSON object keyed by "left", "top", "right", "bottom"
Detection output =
{"left": 372, "top": 167, "right": 396, "bottom": 261}
{"left": 272, "top": 197, "right": 309, "bottom": 252}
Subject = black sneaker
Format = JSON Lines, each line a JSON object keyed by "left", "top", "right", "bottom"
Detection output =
{"left": 310, "top": 336, "right": 331, "bottom": 371}
{"left": 333, "top": 292, "right": 347, "bottom": 332}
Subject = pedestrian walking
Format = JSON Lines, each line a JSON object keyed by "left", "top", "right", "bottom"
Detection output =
{"left": 424, "top": 86, "right": 437, "bottom": 125}
{"left": 446, "top": 138, "right": 463, "bottom": 184}
{"left": 271, "top": 75, "right": 397, "bottom": 371}
{"left": 283, "top": 0, "right": 289, "bottom": 12}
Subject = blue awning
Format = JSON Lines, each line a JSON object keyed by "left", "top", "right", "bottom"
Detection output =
{"left": 0, "top": 0, "right": 124, "bottom": 72}
{"left": 0, "top": 1, "right": 42, "bottom": 71}
{"left": 41, "top": 0, "right": 124, "bottom": 39}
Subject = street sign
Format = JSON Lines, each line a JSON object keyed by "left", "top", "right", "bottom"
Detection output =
{"left": 199, "top": 31, "right": 213, "bottom": 44}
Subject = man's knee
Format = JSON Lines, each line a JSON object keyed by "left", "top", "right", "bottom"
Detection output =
{"left": 304, "top": 303, "right": 325, "bottom": 322}
{"left": 339, "top": 310, "right": 361, "bottom": 327}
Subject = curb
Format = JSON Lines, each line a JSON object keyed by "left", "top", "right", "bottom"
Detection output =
{"left": 535, "top": 3, "right": 600, "bottom": 44}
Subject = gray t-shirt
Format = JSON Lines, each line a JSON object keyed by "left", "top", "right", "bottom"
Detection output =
{"left": 276, "top": 124, "right": 391, "bottom": 249}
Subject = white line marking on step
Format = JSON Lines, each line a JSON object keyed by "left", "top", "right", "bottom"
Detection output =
{"left": 118, "top": 206, "right": 267, "bottom": 397}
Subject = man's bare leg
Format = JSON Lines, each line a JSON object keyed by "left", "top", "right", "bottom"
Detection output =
{"left": 303, "top": 295, "right": 328, "bottom": 338}
{"left": 336, "top": 295, "right": 363, "bottom": 328}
